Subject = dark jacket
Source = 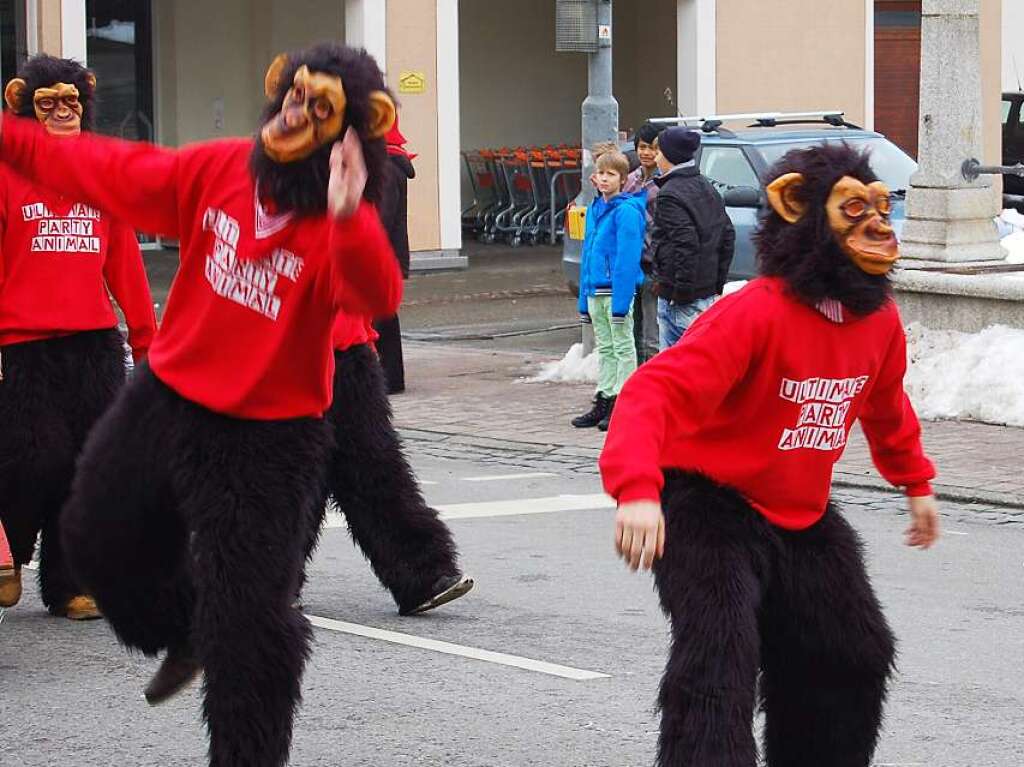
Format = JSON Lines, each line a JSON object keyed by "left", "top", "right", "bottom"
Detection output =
{"left": 382, "top": 154, "right": 415, "bottom": 278}
{"left": 649, "top": 165, "right": 735, "bottom": 305}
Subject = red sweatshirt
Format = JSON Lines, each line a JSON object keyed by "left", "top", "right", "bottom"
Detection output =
{"left": 0, "top": 116, "right": 401, "bottom": 419}
{"left": 332, "top": 312, "right": 378, "bottom": 352}
{"left": 600, "top": 277, "right": 935, "bottom": 530}
{"left": 0, "top": 163, "right": 155, "bottom": 359}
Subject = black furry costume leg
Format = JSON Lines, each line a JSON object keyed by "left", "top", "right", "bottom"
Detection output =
{"left": 308, "top": 344, "right": 458, "bottom": 612}
{"left": 653, "top": 471, "right": 895, "bottom": 767}
{"left": 0, "top": 329, "right": 125, "bottom": 613}
{"left": 372, "top": 315, "right": 405, "bottom": 394}
{"left": 759, "top": 510, "right": 896, "bottom": 767}
{"left": 62, "top": 365, "right": 332, "bottom": 767}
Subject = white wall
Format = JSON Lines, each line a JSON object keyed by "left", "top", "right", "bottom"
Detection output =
{"left": 156, "top": 0, "right": 345, "bottom": 147}
{"left": 1004, "top": 0, "right": 1024, "bottom": 91}
{"left": 459, "top": 0, "right": 586, "bottom": 152}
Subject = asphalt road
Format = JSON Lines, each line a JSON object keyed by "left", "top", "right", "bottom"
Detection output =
{"left": 3, "top": 442, "right": 1022, "bottom": 767}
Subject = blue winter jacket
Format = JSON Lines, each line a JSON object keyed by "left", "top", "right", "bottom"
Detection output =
{"left": 577, "top": 191, "right": 647, "bottom": 319}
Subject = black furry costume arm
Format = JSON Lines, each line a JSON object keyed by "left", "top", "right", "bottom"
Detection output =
{"left": 715, "top": 215, "right": 736, "bottom": 294}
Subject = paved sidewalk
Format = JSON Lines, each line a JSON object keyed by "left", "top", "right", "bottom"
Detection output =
{"left": 392, "top": 342, "right": 1024, "bottom": 510}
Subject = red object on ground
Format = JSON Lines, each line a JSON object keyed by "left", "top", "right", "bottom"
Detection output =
{"left": 0, "top": 520, "right": 12, "bottom": 569}
{"left": 600, "top": 277, "right": 936, "bottom": 530}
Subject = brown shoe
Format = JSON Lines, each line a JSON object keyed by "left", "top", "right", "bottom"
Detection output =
{"left": 63, "top": 595, "right": 103, "bottom": 621}
{"left": 0, "top": 567, "right": 22, "bottom": 608}
{"left": 144, "top": 648, "right": 202, "bottom": 706}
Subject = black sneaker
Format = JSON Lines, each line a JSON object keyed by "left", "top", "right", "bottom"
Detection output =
{"left": 398, "top": 574, "right": 475, "bottom": 616}
{"left": 571, "top": 393, "right": 609, "bottom": 428}
{"left": 144, "top": 647, "right": 202, "bottom": 706}
{"left": 597, "top": 395, "right": 617, "bottom": 431}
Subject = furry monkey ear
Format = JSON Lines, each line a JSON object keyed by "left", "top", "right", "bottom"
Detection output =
{"left": 85, "top": 72, "right": 97, "bottom": 93}
{"left": 367, "top": 91, "right": 396, "bottom": 139}
{"left": 4, "top": 78, "right": 27, "bottom": 111}
{"left": 264, "top": 54, "right": 290, "bottom": 101}
{"left": 766, "top": 172, "right": 808, "bottom": 224}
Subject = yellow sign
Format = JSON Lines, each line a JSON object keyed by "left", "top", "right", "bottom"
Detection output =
{"left": 398, "top": 71, "right": 427, "bottom": 94}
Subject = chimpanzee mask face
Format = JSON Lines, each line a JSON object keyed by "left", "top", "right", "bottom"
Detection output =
{"left": 260, "top": 54, "right": 396, "bottom": 164}
{"left": 5, "top": 76, "right": 94, "bottom": 137}
{"left": 766, "top": 173, "right": 899, "bottom": 276}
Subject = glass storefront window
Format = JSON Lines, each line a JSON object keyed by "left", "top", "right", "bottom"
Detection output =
{"left": 86, "top": 0, "right": 154, "bottom": 140}
{"left": 0, "top": 0, "right": 27, "bottom": 84}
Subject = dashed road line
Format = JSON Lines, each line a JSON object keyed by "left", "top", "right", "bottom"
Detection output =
{"left": 460, "top": 472, "right": 558, "bottom": 483}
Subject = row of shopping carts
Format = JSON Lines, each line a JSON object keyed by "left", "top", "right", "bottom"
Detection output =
{"left": 461, "top": 146, "right": 583, "bottom": 247}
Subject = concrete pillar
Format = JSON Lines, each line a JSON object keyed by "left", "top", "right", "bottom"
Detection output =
{"left": 900, "top": 0, "right": 1004, "bottom": 263}
{"left": 345, "top": 0, "right": 387, "bottom": 73}
{"left": 60, "top": 0, "right": 86, "bottom": 63}
{"left": 386, "top": 0, "right": 464, "bottom": 269}
{"left": 676, "top": 0, "right": 716, "bottom": 116}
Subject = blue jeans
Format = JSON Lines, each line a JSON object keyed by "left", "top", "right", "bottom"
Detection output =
{"left": 657, "top": 296, "right": 715, "bottom": 350}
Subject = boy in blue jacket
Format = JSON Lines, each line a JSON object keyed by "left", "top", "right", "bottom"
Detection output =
{"left": 573, "top": 149, "right": 646, "bottom": 431}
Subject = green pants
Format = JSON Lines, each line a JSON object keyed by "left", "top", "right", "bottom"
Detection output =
{"left": 588, "top": 295, "right": 637, "bottom": 397}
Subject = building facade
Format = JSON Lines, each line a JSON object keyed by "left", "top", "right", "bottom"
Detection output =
{"left": 0, "top": 1, "right": 1009, "bottom": 264}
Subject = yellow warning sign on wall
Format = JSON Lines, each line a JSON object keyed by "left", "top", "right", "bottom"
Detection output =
{"left": 398, "top": 71, "right": 427, "bottom": 94}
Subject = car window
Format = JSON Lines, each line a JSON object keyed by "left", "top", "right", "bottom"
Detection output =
{"left": 1003, "top": 99, "right": 1012, "bottom": 126}
{"left": 699, "top": 146, "right": 759, "bottom": 191}
{"left": 757, "top": 138, "right": 917, "bottom": 191}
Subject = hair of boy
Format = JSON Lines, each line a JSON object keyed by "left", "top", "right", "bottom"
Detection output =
{"left": 634, "top": 122, "right": 663, "bottom": 150}
{"left": 595, "top": 150, "right": 630, "bottom": 186}
{"left": 591, "top": 140, "right": 620, "bottom": 160}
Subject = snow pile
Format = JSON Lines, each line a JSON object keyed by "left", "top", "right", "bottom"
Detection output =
{"left": 526, "top": 342, "right": 599, "bottom": 384}
{"left": 996, "top": 209, "right": 1024, "bottom": 263}
{"left": 905, "top": 322, "right": 1024, "bottom": 426}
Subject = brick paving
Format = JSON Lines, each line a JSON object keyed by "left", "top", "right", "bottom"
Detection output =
{"left": 392, "top": 342, "right": 1024, "bottom": 509}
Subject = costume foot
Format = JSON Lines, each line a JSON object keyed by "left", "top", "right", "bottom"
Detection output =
{"left": 63, "top": 595, "right": 103, "bottom": 621}
{"left": 399, "top": 574, "right": 474, "bottom": 616}
{"left": 144, "top": 649, "right": 202, "bottom": 706}
{"left": 0, "top": 567, "right": 22, "bottom": 608}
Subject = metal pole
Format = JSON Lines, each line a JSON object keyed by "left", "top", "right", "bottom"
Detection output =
{"left": 580, "top": 0, "right": 616, "bottom": 354}
{"left": 579, "top": 0, "right": 617, "bottom": 209}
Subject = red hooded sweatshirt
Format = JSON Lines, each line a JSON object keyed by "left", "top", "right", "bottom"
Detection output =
{"left": 0, "top": 163, "right": 156, "bottom": 360}
{"left": 599, "top": 277, "right": 935, "bottom": 530}
{"left": 0, "top": 116, "right": 402, "bottom": 420}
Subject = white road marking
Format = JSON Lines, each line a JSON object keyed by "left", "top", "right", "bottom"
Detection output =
{"left": 322, "top": 493, "right": 614, "bottom": 529}
{"left": 944, "top": 530, "right": 968, "bottom": 536}
{"left": 307, "top": 614, "right": 610, "bottom": 681}
{"left": 460, "top": 472, "right": 558, "bottom": 483}
{"left": 437, "top": 493, "right": 615, "bottom": 519}
{"left": 418, "top": 480, "right": 439, "bottom": 486}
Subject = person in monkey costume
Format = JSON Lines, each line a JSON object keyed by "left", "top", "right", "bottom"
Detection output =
{"left": 303, "top": 313, "right": 473, "bottom": 617}
{"left": 600, "top": 142, "right": 941, "bottom": 767}
{"left": 0, "top": 55, "right": 156, "bottom": 620}
{"left": 0, "top": 44, "right": 401, "bottom": 767}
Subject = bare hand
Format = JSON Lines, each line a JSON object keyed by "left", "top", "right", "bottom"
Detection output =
{"left": 328, "top": 128, "right": 368, "bottom": 221}
{"left": 614, "top": 501, "right": 665, "bottom": 572}
{"left": 904, "top": 494, "right": 940, "bottom": 549}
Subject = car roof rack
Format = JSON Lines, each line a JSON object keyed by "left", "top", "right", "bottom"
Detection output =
{"left": 647, "top": 110, "right": 862, "bottom": 134}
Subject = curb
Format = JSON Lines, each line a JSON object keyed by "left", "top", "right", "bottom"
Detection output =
{"left": 398, "top": 428, "right": 1024, "bottom": 511}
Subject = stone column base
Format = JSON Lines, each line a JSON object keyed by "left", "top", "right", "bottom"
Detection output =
{"left": 901, "top": 186, "right": 1004, "bottom": 262}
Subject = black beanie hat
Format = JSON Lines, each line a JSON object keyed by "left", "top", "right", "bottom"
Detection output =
{"left": 658, "top": 127, "right": 701, "bottom": 164}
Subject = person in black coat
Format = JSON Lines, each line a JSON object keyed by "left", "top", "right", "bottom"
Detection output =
{"left": 372, "top": 116, "right": 414, "bottom": 393}
{"left": 649, "top": 127, "right": 735, "bottom": 350}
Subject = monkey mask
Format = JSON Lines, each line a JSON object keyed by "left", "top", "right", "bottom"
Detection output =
{"left": 766, "top": 172, "right": 898, "bottom": 276}
{"left": 5, "top": 75, "right": 94, "bottom": 137}
{"left": 260, "top": 54, "right": 396, "bottom": 164}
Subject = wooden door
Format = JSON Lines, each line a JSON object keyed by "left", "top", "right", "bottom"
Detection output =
{"left": 875, "top": 1, "right": 921, "bottom": 158}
